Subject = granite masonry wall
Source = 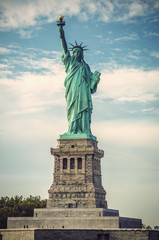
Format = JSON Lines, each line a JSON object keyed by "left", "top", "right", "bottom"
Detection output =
{"left": 0, "top": 229, "right": 159, "bottom": 240}
{"left": 0, "top": 229, "right": 34, "bottom": 240}
{"left": 48, "top": 139, "right": 107, "bottom": 209}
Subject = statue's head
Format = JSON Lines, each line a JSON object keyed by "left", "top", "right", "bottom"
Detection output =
{"left": 69, "top": 41, "right": 88, "bottom": 62}
{"left": 73, "top": 48, "right": 83, "bottom": 62}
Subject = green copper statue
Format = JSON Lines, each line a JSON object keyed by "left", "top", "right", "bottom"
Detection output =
{"left": 57, "top": 16, "right": 101, "bottom": 140}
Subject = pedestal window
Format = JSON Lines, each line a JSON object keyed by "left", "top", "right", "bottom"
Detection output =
{"left": 63, "top": 158, "right": 67, "bottom": 169}
{"left": 68, "top": 203, "right": 73, "bottom": 208}
{"left": 70, "top": 158, "right": 75, "bottom": 169}
{"left": 77, "top": 157, "right": 82, "bottom": 169}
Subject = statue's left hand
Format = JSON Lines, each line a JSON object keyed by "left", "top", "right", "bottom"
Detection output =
{"left": 90, "top": 70, "right": 101, "bottom": 93}
{"left": 94, "top": 70, "right": 101, "bottom": 78}
{"left": 93, "top": 70, "right": 101, "bottom": 83}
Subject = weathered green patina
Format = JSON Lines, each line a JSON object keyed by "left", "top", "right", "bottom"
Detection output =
{"left": 57, "top": 17, "right": 100, "bottom": 140}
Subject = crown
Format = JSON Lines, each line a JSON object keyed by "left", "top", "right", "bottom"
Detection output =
{"left": 69, "top": 41, "right": 89, "bottom": 51}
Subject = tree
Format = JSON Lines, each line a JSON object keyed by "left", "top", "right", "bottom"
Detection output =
{"left": 0, "top": 195, "right": 46, "bottom": 229}
{"left": 142, "top": 223, "right": 152, "bottom": 229}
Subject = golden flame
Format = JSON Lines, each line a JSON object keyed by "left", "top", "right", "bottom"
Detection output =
{"left": 59, "top": 16, "right": 64, "bottom": 21}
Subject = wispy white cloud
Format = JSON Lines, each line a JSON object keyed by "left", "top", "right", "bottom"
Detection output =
{"left": 141, "top": 107, "right": 154, "bottom": 112}
{"left": 99, "top": 68, "right": 159, "bottom": 103}
{"left": 114, "top": 33, "right": 138, "bottom": 41}
{"left": 94, "top": 120, "right": 159, "bottom": 148}
{"left": 117, "top": 2, "right": 147, "bottom": 22}
{"left": 94, "top": 34, "right": 102, "bottom": 39}
{"left": 127, "top": 54, "right": 140, "bottom": 60}
{"left": 112, "top": 48, "right": 121, "bottom": 52}
{"left": 0, "top": 0, "right": 159, "bottom": 32}
{"left": 0, "top": 63, "right": 13, "bottom": 69}
{"left": 94, "top": 50, "right": 104, "bottom": 55}
{"left": 0, "top": 70, "right": 13, "bottom": 77}
{"left": 0, "top": 70, "right": 66, "bottom": 116}
{"left": 0, "top": 0, "right": 84, "bottom": 30}
{"left": 0, "top": 47, "right": 17, "bottom": 54}
{"left": 151, "top": 51, "right": 159, "bottom": 58}
{"left": 0, "top": 45, "right": 61, "bottom": 73}
{"left": 133, "top": 49, "right": 141, "bottom": 54}
{"left": 0, "top": 46, "right": 65, "bottom": 116}
{"left": 147, "top": 32, "right": 159, "bottom": 37}
{"left": 17, "top": 28, "right": 40, "bottom": 39}
{"left": 0, "top": 45, "right": 159, "bottom": 120}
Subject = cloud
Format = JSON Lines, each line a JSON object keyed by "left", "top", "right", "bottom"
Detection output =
{"left": 0, "top": 47, "right": 17, "bottom": 54}
{"left": 0, "top": 46, "right": 66, "bottom": 116}
{"left": 126, "top": 54, "right": 140, "bottom": 60}
{"left": 114, "top": 34, "right": 138, "bottom": 41}
{"left": 112, "top": 48, "right": 121, "bottom": 52}
{"left": 117, "top": 2, "right": 146, "bottom": 22}
{"left": 0, "top": 45, "right": 159, "bottom": 122}
{"left": 0, "top": 70, "right": 13, "bottom": 77}
{"left": 141, "top": 107, "right": 155, "bottom": 113}
{"left": 17, "top": 28, "right": 39, "bottom": 39}
{"left": 147, "top": 32, "right": 159, "bottom": 37}
{"left": 0, "top": 0, "right": 159, "bottom": 32}
{"left": 98, "top": 68, "right": 159, "bottom": 103}
{"left": 0, "top": 0, "right": 85, "bottom": 30}
{"left": 151, "top": 51, "right": 159, "bottom": 58}
{"left": 94, "top": 120, "right": 159, "bottom": 149}
{"left": 0, "top": 70, "right": 66, "bottom": 116}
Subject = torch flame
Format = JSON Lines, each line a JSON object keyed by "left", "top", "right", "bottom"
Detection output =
{"left": 59, "top": 16, "right": 64, "bottom": 21}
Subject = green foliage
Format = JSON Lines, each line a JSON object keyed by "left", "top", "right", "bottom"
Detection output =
{"left": 142, "top": 223, "right": 152, "bottom": 229}
{"left": 146, "top": 225, "right": 152, "bottom": 229}
{"left": 0, "top": 195, "right": 46, "bottom": 229}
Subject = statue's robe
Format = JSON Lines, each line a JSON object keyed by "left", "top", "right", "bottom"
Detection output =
{"left": 62, "top": 51, "right": 98, "bottom": 136}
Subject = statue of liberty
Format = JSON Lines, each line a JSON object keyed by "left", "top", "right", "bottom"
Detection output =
{"left": 57, "top": 17, "right": 101, "bottom": 140}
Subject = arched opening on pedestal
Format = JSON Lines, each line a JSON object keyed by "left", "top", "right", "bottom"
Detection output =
{"left": 63, "top": 158, "right": 68, "bottom": 169}
{"left": 70, "top": 158, "right": 75, "bottom": 169}
{"left": 77, "top": 157, "right": 82, "bottom": 169}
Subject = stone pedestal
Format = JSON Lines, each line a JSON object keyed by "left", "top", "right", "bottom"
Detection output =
{"left": 7, "top": 138, "right": 142, "bottom": 229}
{"left": 47, "top": 138, "right": 107, "bottom": 209}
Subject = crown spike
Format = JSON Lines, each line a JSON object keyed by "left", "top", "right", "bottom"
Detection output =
{"left": 68, "top": 41, "right": 89, "bottom": 52}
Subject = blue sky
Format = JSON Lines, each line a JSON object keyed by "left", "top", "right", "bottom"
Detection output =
{"left": 0, "top": 0, "right": 159, "bottom": 227}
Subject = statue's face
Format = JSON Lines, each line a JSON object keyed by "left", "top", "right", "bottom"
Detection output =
{"left": 73, "top": 48, "right": 82, "bottom": 62}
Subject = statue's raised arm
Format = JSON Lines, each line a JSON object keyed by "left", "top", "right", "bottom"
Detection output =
{"left": 56, "top": 16, "right": 101, "bottom": 140}
{"left": 57, "top": 16, "right": 67, "bottom": 54}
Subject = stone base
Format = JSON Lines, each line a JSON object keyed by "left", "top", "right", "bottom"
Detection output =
{"left": 7, "top": 216, "right": 119, "bottom": 229}
{"left": 33, "top": 208, "right": 119, "bottom": 218}
{"left": 7, "top": 208, "right": 142, "bottom": 229}
{"left": 1, "top": 229, "right": 159, "bottom": 240}
{"left": 48, "top": 138, "right": 107, "bottom": 209}
{"left": 7, "top": 137, "right": 143, "bottom": 233}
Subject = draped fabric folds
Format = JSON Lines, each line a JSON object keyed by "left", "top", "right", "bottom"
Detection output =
{"left": 62, "top": 51, "right": 98, "bottom": 136}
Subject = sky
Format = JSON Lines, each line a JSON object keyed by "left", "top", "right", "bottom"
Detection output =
{"left": 0, "top": 0, "right": 159, "bottom": 228}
